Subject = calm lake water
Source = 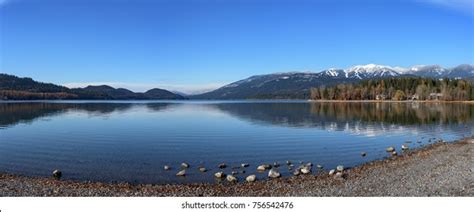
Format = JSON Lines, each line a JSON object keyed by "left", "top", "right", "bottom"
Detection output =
{"left": 0, "top": 101, "right": 472, "bottom": 184}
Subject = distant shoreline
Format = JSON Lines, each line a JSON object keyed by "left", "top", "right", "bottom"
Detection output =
{"left": 1, "top": 137, "right": 472, "bottom": 197}
{"left": 307, "top": 99, "right": 474, "bottom": 104}
{"left": 1, "top": 99, "right": 473, "bottom": 104}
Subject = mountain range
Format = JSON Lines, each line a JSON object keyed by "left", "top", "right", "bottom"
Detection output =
{"left": 191, "top": 64, "right": 474, "bottom": 99}
{"left": 1, "top": 64, "right": 473, "bottom": 100}
{"left": 0, "top": 74, "right": 186, "bottom": 100}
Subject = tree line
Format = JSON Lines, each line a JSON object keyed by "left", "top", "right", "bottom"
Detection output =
{"left": 310, "top": 77, "right": 474, "bottom": 101}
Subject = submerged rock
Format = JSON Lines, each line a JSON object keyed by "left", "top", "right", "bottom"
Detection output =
{"left": 164, "top": 165, "right": 171, "bottom": 171}
{"left": 199, "top": 167, "right": 207, "bottom": 172}
{"left": 181, "top": 163, "right": 190, "bottom": 169}
{"left": 214, "top": 172, "right": 225, "bottom": 179}
{"left": 218, "top": 163, "right": 227, "bottom": 169}
{"left": 176, "top": 170, "right": 186, "bottom": 177}
{"left": 386, "top": 147, "right": 395, "bottom": 152}
{"left": 52, "top": 170, "right": 62, "bottom": 180}
{"left": 226, "top": 175, "right": 238, "bottom": 183}
{"left": 246, "top": 175, "right": 256, "bottom": 182}
{"left": 268, "top": 169, "right": 281, "bottom": 178}
{"left": 336, "top": 165, "right": 344, "bottom": 172}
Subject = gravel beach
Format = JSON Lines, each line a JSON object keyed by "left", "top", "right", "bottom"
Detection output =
{"left": 1, "top": 138, "right": 472, "bottom": 197}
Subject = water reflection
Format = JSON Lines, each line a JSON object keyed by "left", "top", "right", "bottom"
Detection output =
{"left": 0, "top": 101, "right": 472, "bottom": 130}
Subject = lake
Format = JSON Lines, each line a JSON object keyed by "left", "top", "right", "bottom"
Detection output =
{"left": 0, "top": 101, "right": 472, "bottom": 184}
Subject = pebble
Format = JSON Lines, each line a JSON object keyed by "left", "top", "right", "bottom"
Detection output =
{"left": 336, "top": 165, "right": 344, "bottom": 172}
{"left": 181, "top": 163, "right": 190, "bottom": 169}
{"left": 268, "top": 169, "right": 281, "bottom": 178}
{"left": 386, "top": 147, "right": 395, "bottom": 152}
{"left": 218, "top": 163, "right": 227, "bottom": 169}
{"left": 241, "top": 163, "right": 249, "bottom": 168}
{"left": 226, "top": 175, "right": 238, "bottom": 183}
{"left": 246, "top": 175, "right": 256, "bottom": 182}
{"left": 335, "top": 172, "right": 343, "bottom": 179}
{"left": 52, "top": 170, "right": 62, "bottom": 180}
{"left": 329, "top": 169, "right": 336, "bottom": 175}
{"left": 176, "top": 170, "right": 186, "bottom": 177}
{"left": 198, "top": 167, "right": 207, "bottom": 172}
{"left": 214, "top": 172, "right": 225, "bottom": 179}
{"left": 164, "top": 165, "right": 171, "bottom": 171}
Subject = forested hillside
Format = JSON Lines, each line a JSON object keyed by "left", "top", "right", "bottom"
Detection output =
{"left": 310, "top": 77, "right": 473, "bottom": 101}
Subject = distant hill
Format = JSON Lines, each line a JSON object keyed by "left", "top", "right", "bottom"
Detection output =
{"left": 0, "top": 74, "right": 186, "bottom": 100}
{"left": 192, "top": 64, "right": 474, "bottom": 99}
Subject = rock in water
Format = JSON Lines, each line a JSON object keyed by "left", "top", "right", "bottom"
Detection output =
{"left": 293, "top": 169, "right": 301, "bottom": 176}
{"left": 246, "top": 175, "right": 256, "bottom": 182}
{"left": 257, "top": 164, "right": 271, "bottom": 171}
{"left": 214, "top": 172, "right": 225, "bottom": 179}
{"left": 199, "top": 167, "right": 207, "bottom": 172}
{"left": 316, "top": 164, "right": 323, "bottom": 169}
{"left": 52, "top": 170, "right": 62, "bottom": 180}
{"left": 286, "top": 160, "right": 292, "bottom": 165}
{"left": 164, "top": 165, "right": 171, "bottom": 171}
{"left": 305, "top": 162, "right": 313, "bottom": 167}
{"left": 392, "top": 151, "right": 398, "bottom": 156}
{"left": 273, "top": 162, "right": 280, "bottom": 167}
{"left": 226, "top": 175, "right": 238, "bottom": 183}
{"left": 268, "top": 169, "right": 281, "bottom": 178}
{"left": 301, "top": 167, "right": 311, "bottom": 174}
{"left": 336, "top": 165, "right": 344, "bottom": 172}
{"left": 181, "top": 163, "right": 190, "bottom": 169}
{"left": 218, "top": 163, "right": 227, "bottom": 169}
{"left": 176, "top": 170, "right": 186, "bottom": 177}
{"left": 329, "top": 169, "right": 336, "bottom": 175}
{"left": 401, "top": 145, "right": 409, "bottom": 150}
{"left": 241, "top": 163, "right": 249, "bottom": 168}
{"left": 386, "top": 147, "right": 395, "bottom": 152}
{"left": 361, "top": 152, "right": 367, "bottom": 157}
{"left": 231, "top": 171, "right": 238, "bottom": 175}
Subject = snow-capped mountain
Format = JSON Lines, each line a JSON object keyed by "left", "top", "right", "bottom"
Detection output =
{"left": 191, "top": 64, "right": 473, "bottom": 99}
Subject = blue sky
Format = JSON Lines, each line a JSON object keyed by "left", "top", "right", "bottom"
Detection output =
{"left": 1, "top": 0, "right": 473, "bottom": 93}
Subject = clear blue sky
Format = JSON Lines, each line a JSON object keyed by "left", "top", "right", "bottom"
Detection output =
{"left": 1, "top": 0, "right": 473, "bottom": 93}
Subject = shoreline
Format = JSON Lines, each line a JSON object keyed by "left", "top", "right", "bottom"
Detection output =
{"left": 1, "top": 137, "right": 472, "bottom": 197}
